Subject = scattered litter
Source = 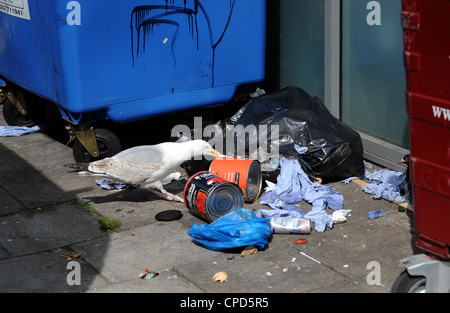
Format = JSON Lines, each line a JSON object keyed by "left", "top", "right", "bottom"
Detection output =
{"left": 138, "top": 269, "right": 159, "bottom": 280}
{"left": 264, "top": 180, "right": 276, "bottom": 193}
{"left": 266, "top": 272, "right": 272, "bottom": 276}
{"left": 227, "top": 256, "right": 235, "bottom": 261}
{"left": 368, "top": 209, "right": 386, "bottom": 220}
{"left": 250, "top": 87, "right": 266, "bottom": 98}
{"left": 213, "top": 272, "right": 228, "bottom": 283}
{"left": 169, "top": 273, "right": 180, "bottom": 279}
{"left": 300, "top": 251, "right": 321, "bottom": 264}
{"left": 209, "top": 157, "right": 262, "bottom": 203}
{"left": 343, "top": 264, "right": 349, "bottom": 268}
{"left": 332, "top": 209, "right": 352, "bottom": 224}
{"left": 241, "top": 245, "right": 258, "bottom": 256}
{"left": 59, "top": 251, "right": 82, "bottom": 260}
{"left": 341, "top": 176, "right": 360, "bottom": 184}
{"left": 184, "top": 171, "right": 244, "bottom": 222}
{"left": 187, "top": 209, "right": 272, "bottom": 251}
{"left": 256, "top": 205, "right": 305, "bottom": 219}
{"left": 95, "top": 178, "right": 138, "bottom": 190}
{"left": 270, "top": 217, "right": 311, "bottom": 234}
{"left": 258, "top": 153, "right": 344, "bottom": 233}
{"left": 282, "top": 268, "right": 289, "bottom": 273}
{"left": 294, "top": 238, "right": 308, "bottom": 245}
{"left": 155, "top": 210, "right": 182, "bottom": 222}
{"left": 343, "top": 170, "right": 409, "bottom": 205}
{"left": 0, "top": 124, "right": 45, "bottom": 137}
{"left": 364, "top": 170, "right": 407, "bottom": 203}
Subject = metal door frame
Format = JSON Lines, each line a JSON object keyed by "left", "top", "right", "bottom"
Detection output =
{"left": 324, "top": 0, "right": 409, "bottom": 172}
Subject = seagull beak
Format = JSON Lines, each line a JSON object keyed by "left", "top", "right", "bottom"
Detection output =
{"left": 210, "top": 149, "right": 223, "bottom": 158}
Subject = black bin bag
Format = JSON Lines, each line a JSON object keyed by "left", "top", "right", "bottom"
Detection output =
{"left": 183, "top": 86, "right": 365, "bottom": 183}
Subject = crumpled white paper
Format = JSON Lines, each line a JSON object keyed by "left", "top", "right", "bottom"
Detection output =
{"left": 331, "top": 209, "right": 352, "bottom": 224}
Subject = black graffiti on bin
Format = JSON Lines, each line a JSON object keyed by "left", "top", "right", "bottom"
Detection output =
{"left": 130, "top": 0, "right": 236, "bottom": 86}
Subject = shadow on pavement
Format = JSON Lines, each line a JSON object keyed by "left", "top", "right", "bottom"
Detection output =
{"left": 0, "top": 141, "right": 108, "bottom": 292}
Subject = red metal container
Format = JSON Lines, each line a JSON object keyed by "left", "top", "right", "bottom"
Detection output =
{"left": 402, "top": 0, "right": 450, "bottom": 259}
{"left": 209, "top": 157, "right": 262, "bottom": 203}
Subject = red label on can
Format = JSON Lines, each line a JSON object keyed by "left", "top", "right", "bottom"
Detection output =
{"left": 196, "top": 191, "right": 207, "bottom": 217}
{"left": 184, "top": 171, "right": 244, "bottom": 222}
{"left": 184, "top": 172, "right": 226, "bottom": 220}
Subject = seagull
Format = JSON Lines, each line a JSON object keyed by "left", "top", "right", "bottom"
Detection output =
{"left": 65, "top": 140, "right": 222, "bottom": 202}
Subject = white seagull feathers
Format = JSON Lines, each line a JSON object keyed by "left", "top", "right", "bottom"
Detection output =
{"left": 65, "top": 140, "right": 222, "bottom": 202}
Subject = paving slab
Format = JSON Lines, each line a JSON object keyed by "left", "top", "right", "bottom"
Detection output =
{"left": 72, "top": 220, "right": 225, "bottom": 284}
{"left": 176, "top": 235, "right": 348, "bottom": 293}
{"left": 0, "top": 185, "right": 25, "bottom": 215}
{"left": 0, "top": 251, "right": 108, "bottom": 293}
{"left": 288, "top": 218, "right": 414, "bottom": 286}
{"left": 86, "top": 268, "right": 204, "bottom": 293}
{"left": 80, "top": 182, "right": 188, "bottom": 231}
{"left": 0, "top": 203, "right": 104, "bottom": 257}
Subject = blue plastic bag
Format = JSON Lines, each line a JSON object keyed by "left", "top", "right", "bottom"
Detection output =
{"left": 187, "top": 209, "right": 272, "bottom": 251}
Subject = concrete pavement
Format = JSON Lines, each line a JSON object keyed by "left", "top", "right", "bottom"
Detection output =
{"left": 0, "top": 112, "right": 419, "bottom": 294}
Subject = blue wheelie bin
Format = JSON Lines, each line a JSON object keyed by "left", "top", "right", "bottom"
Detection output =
{"left": 0, "top": 0, "right": 266, "bottom": 161}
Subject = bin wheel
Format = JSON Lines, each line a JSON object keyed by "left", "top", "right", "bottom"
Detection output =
{"left": 73, "top": 128, "right": 122, "bottom": 163}
{"left": 391, "top": 270, "right": 427, "bottom": 293}
{"left": 2, "top": 98, "right": 35, "bottom": 127}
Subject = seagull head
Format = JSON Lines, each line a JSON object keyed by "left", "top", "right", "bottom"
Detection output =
{"left": 185, "top": 140, "right": 223, "bottom": 160}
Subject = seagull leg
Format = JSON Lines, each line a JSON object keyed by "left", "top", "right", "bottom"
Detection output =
{"left": 148, "top": 188, "right": 184, "bottom": 203}
{"left": 161, "top": 189, "right": 185, "bottom": 203}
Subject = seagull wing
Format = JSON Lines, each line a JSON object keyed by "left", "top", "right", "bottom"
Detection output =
{"left": 88, "top": 145, "right": 168, "bottom": 185}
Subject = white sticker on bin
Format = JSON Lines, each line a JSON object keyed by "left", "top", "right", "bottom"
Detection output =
{"left": 0, "top": 0, "right": 30, "bottom": 20}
